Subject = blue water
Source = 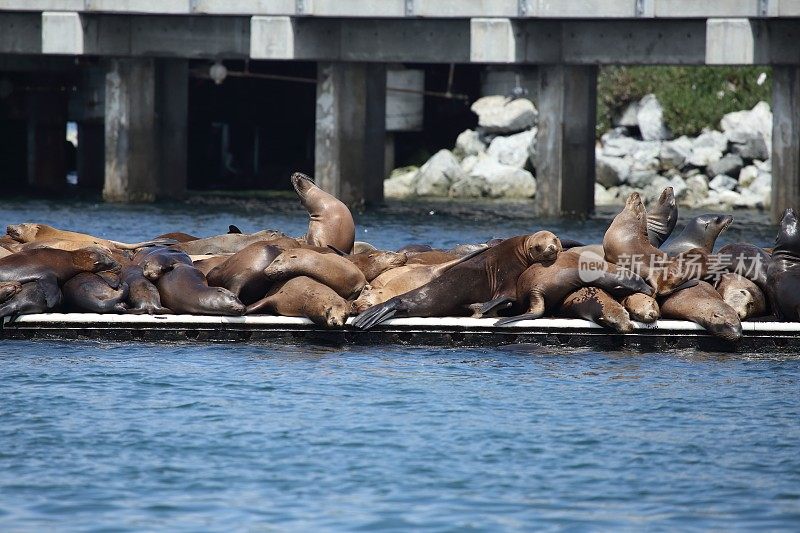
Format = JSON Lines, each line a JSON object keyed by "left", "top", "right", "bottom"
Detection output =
{"left": 0, "top": 198, "right": 798, "bottom": 530}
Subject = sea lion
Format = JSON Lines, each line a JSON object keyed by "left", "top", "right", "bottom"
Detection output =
{"left": 246, "top": 276, "right": 349, "bottom": 327}
{"left": 0, "top": 247, "right": 12, "bottom": 259}
{"left": 494, "top": 250, "right": 653, "bottom": 325}
{"left": 647, "top": 187, "right": 678, "bottom": 247}
{"left": 0, "top": 277, "right": 62, "bottom": 319}
{"left": 662, "top": 214, "right": 733, "bottom": 256}
{"left": 621, "top": 293, "right": 660, "bottom": 323}
{"left": 558, "top": 287, "right": 634, "bottom": 333}
{"left": 352, "top": 231, "right": 562, "bottom": 329}
{"left": 173, "top": 230, "right": 285, "bottom": 255}
{"left": 0, "top": 235, "right": 22, "bottom": 252}
{"left": 120, "top": 265, "right": 170, "bottom": 314}
{"left": 292, "top": 172, "right": 355, "bottom": 254}
{"left": 154, "top": 231, "right": 198, "bottom": 243}
{"left": 659, "top": 281, "right": 742, "bottom": 340}
{"left": 353, "top": 241, "right": 377, "bottom": 254}
{"left": 406, "top": 250, "right": 460, "bottom": 265}
{"left": 156, "top": 264, "right": 245, "bottom": 316}
{"left": 766, "top": 208, "right": 800, "bottom": 321}
{"left": 715, "top": 243, "right": 770, "bottom": 292}
{"left": 715, "top": 273, "right": 766, "bottom": 321}
{"left": 0, "top": 247, "right": 118, "bottom": 285}
{"left": 133, "top": 247, "right": 193, "bottom": 282}
{"left": 7, "top": 223, "right": 164, "bottom": 251}
{"left": 396, "top": 244, "right": 433, "bottom": 254}
{"left": 63, "top": 272, "right": 129, "bottom": 313}
{"left": 339, "top": 250, "right": 407, "bottom": 282}
{"left": 603, "top": 193, "right": 689, "bottom": 295}
{"left": 0, "top": 281, "right": 22, "bottom": 304}
{"left": 262, "top": 249, "right": 366, "bottom": 300}
{"left": 206, "top": 242, "right": 283, "bottom": 304}
{"left": 448, "top": 243, "right": 489, "bottom": 256}
{"left": 192, "top": 256, "right": 230, "bottom": 276}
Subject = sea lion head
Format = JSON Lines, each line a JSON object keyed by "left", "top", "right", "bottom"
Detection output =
{"left": 691, "top": 213, "right": 733, "bottom": 250}
{"left": 7, "top": 223, "right": 41, "bottom": 243}
{"left": 323, "top": 300, "right": 349, "bottom": 327}
{"left": 73, "top": 247, "right": 120, "bottom": 273}
{"left": 707, "top": 306, "right": 743, "bottom": 342}
{"left": 723, "top": 286, "right": 756, "bottom": 320}
{"left": 262, "top": 250, "right": 305, "bottom": 280}
{"left": 648, "top": 187, "right": 678, "bottom": 236}
{"left": 598, "top": 305, "right": 635, "bottom": 334}
{"left": 625, "top": 192, "right": 646, "bottom": 221}
{"left": 362, "top": 251, "right": 407, "bottom": 278}
{"left": 624, "top": 293, "right": 660, "bottom": 323}
{"left": 776, "top": 208, "right": 800, "bottom": 254}
{"left": 290, "top": 172, "right": 316, "bottom": 203}
{"left": 525, "top": 231, "right": 562, "bottom": 263}
{"left": 206, "top": 287, "right": 246, "bottom": 316}
{"left": 351, "top": 286, "right": 387, "bottom": 314}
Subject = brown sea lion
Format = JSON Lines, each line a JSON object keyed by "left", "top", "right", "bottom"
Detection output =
{"left": 352, "top": 231, "right": 562, "bottom": 329}
{"left": 7, "top": 223, "right": 165, "bottom": 250}
{"left": 448, "top": 243, "right": 490, "bottom": 256}
{"left": 603, "top": 193, "right": 689, "bottom": 295}
{"left": 353, "top": 241, "right": 377, "bottom": 254}
{"left": 133, "top": 247, "right": 193, "bottom": 282}
{"left": 0, "top": 281, "right": 22, "bottom": 304}
{"left": 154, "top": 231, "right": 198, "bottom": 243}
{"left": 339, "top": 250, "right": 407, "bottom": 282}
{"left": 206, "top": 242, "right": 283, "bottom": 304}
{"left": 0, "top": 247, "right": 12, "bottom": 259}
{"left": 715, "top": 242, "right": 770, "bottom": 292}
{"left": 246, "top": 275, "right": 349, "bottom": 327}
{"left": 647, "top": 186, "right": 678, "bottom": 247}
{"left": 0, "top": 277, "right": 62, "bottom": 319}
{"left": 156, "top": 264, "right": 245, "bottom": 316}
{"left": 494, "top": 250, "right": 652, "bottom": 325}
{"left": 192, "top": 256, "right": 230, "bottom": 276}
{"left": 559, "top": 287, "right": 634, "bottom": 333}
{"left": 263, "top": 249, "right": 366, "bottom": 299}
{"left": 120, "top": 265, "right": 170, "bottom": 314}
{"left": 173, "top": 230, "right": 285, "bottom": 255}
{"left": 766, "top": 208, "right": 800, "bottom": 321}
{"left": 396, "top": 244, "right": 433, "bottom": 255}
{"left": 0, "top": 247, "right": 118, "bottom": 285}
{"left": 0, "top": 235, "right": 22, "bottom": 252}
{"left": 292, "top": 172, "right": 355, "bottom": 254}
{"left": 63, "top": 272, "right": 129, "bottom": 313}
{"left": 715, "top": 273, "right": 766, "bottom": 321}
{"left": 662, "top": 213, "right": 733, "bottom": 256}
{"left": 406, "top": 250, "right": 460, "bottom": 265}
{"left": 659, "top": 281, "right": 742, "bottom": 340}
{"left": 621, "top": 293, "right": 660, "bottom": 323}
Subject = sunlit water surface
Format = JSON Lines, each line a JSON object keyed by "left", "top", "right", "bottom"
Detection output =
{"left": 0, "top": 198, "right": 797, "bottom": 530}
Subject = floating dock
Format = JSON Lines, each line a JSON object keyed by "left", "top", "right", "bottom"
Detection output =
{"left": 2, "top": 314, "right": 798, "bottom": 352}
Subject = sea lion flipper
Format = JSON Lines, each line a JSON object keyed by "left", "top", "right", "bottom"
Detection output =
{"left": 470, "top": 296, "right": 515, "bottom": 318}
{"left": 495, "top": 313, "right": 540, "bottom": 327}
{"left": 327, "top": 245, "right": 348, "bottom": 256}
{"left": 228, "top": 225, "right": 242, "bottom": 234}
{"left": 661, "top": 279, "right": 699, "bottom": 295}
{"left": 351, "top": 300, "right": 399, "bottom": 329}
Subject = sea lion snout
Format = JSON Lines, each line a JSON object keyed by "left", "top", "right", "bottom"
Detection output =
{"left": 290, "top": 172, "right": 315, "bottom": 198}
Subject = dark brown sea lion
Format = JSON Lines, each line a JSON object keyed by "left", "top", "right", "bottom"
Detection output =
{"left": 0, "top": 281, "right": 22, "bottom": 304}
{"left": 156, "top": 264, "right": 245, "bottom": 316}
{"left": 352, "top": 231, "right": 562, "bottom": 329}
{"left": 63, "top": 272, "right": 129, "bottom": 313}
{"left": 133, "top": 247, "right": 193, "bottom": 282}
{"left": 558, "top": 287, "right": 634, "bottom": 333}
{"left": 494, "top": 250, "right": 652, "bottom": 325}
{"left": 120, "top": 265, "right": 171, "bottom": 314}
{"left": 0, "top": 248, "right": 118, "bottom": 285}
{"left": 263, "top": 249, "right": 366, "bottom": 299}
{"left": 406, "top": 250, "right": 460, "bottom": 265}
{"left": 621, "top": 293, "right": 660, "bottom": 323}
{"left": 715, "top": 243, "right": 770, "bottom": 292}
{"left": 662, "top": 213, "right": 733, "bottom": 256}
{"left": 192, "top": 256, "right": 230, "bottom": 276}
{"left": 206, "top": 242, "right": 283, "bottom": 304}
{"left": 173, "top": 230, "right": 285, "bottom": 255}
{"left": 766, "top": 208, "right": 800, "bottom": 321}
{"left": 292, "top": 172, "right": 355, "bottom": 254}
{"left": 647, "top": 187, "right": 678, "bottom": 247}
{"left": 715, "top": 273, "right": 766, "bottom": 321}
{"left": 154, "top": 231, "right": 198, "bottom": 243}
{"left": 396, "top": 244, "right": 433, "bottom": 254}
{"left": 245, "top": 275, "right": 349, "bottom": 327}
{"left": 7, "top": 223, "right": 164, "bottom": 250}
{"left": 659, "top": 280, "right": 742, "bottom": 340}
{"left": 603, "top": 193, "right": 689, "bottom": 295}
{"left": 448, "top": 243, "right": 489, "bottom": 256}
{"left": 0, "top": 277, "right": 62, "bottom": 318}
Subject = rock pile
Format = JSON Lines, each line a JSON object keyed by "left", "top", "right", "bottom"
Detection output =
{"left": 386, "top": 94, "right": 773, "bottom": 210}
{"left": 384, "top": 95, "right": 538, "bottom": 199}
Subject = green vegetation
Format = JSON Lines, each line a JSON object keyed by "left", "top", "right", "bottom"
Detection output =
{"left": 596, "top": 66, "right": 772, "bottom": 137}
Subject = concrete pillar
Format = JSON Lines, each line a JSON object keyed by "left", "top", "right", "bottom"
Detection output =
{"left": 77, "top": 121, "right": 104, "bottom": 190}
{"left": 772, "top": 66, "right": 800, "bottom": 223}
{"left": 315, "top": 62, "right": 386, "bottom": 207}
{"left": 26, "top": 89, "right": 68, "bottom": 194}
{"left": 103, "top": 58, "right": 157, "bottom": 202}
{"left": 155, "top": 58, "right": 188, "bottom": 199}
{"left": 534, "top": 65, "right": 598, "bottom": 217}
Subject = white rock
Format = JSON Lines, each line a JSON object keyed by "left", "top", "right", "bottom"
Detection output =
{"left": 687, "top": 147, "right": 723, "bottom": 167}
{"left": 468, "top": 157, "right": 536, "bottom": 198}
{"left": 667, "top": 175, "right": 688, "bottom": 201}
{"left": 596, "top": 154, "right": 632, "bottom": 188}
{"left": 460, "top": 155, "right": 479, "bottom": 174}
{"left": 708, "top": 174, "right": 738, "bottom": 192}
{"left": 384, "top": 167, "right": 418, "bottom": 199}
{"left": 601, "top": 127, "right": 631, "bottom": 143}
{"left": 636, "top": 94, "right": 671, "bottom": 141}
{"left": 614, "top": 102, "right": 639, "bottom": 128}
{"left": 448, "top": 175, "right": 486, "bottom": 198}
{"left": 453, "top": 129, "right": 486, "bottom": 160}
{"left": 627, "top": 169, "right": 659, "bottom": 189}
{"left": 602, "top": 136, "right": 640, "bottom": 157}
{"left": 631, "top": 141, "right": 662, "bottom": 168}
{"left": 595, "top": 183, "right": 617, "bottom": 206}
{"left": 720, "top": 101, "right": 772, "bottom": 150}
{"left": 735, "top": 188, "right": 765, "bottom": 209}
{"left": 470, "top": 96, "right": 537, "bottom": 134}
{"left": 660, "top": 136, "right": 692, "bottom": 170}
{"left": 414, "top": 149, "right": 464, "bottom": 196}
{"left": 681, "top": 174, "right": 710, "bottom": 208}
{"left": 755, "top": 159, "right": 772, "bottom": 172}
{"left": 692, "top": 129, "right": 729, "bottom": 152}
{"left": 642, "top": 176, "right": 672, "bottom": 204}
{"left": 746, "top": 171, "right": 772, "bottom": 198}
{"left": 706, "top": 154, "right": 744, "bottom": 178}
{"left": 730, "top": 132, "right": 769, "bottom": 161}
{"left": 716, "top": 190, "right": 742, "bottom": 207}
{"left": 487, "top": 129, "right": 536, "bottom": 168}
{"left": 738, "top": 165, "right": 759, "bottom": 188}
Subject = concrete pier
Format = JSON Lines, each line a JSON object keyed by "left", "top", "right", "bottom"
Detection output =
{"left": 772, "top": 66, "right": 800, "bottom": 223}
{"left": 26, "top": 88, "right": 67, "bottom": 194}
{"left": 315, "top": 62, "right": 386, "bottom": 207}
{"left": 535, "top": 65, "right": 597, "bottom": 217}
